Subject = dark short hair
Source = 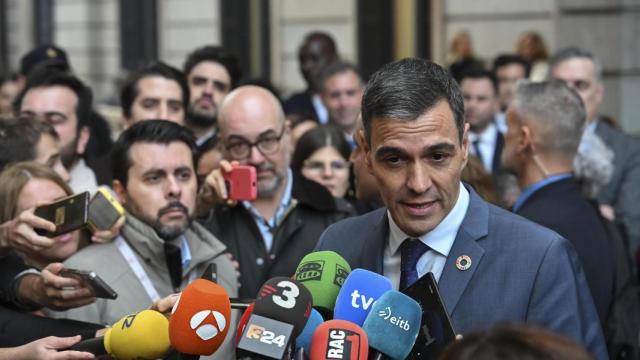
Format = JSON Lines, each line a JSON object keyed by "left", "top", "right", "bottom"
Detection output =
{"left": 0, "top": 115, "right": 58, "bottom": 171}
{"left": 15, "top": 68, "right": 93, "bottom": 130}
{"left": 492, "top": 54, "right": 530, "bottom": 78}
{"left": 549, "top": 47, "right": 603, "bottom": 82}
{"left": 362, "top": 58, "right": 465, "bottom": 144}
{"left": 111, "top": 120, "right": 197, "bottom": 186}
{"left": 460, "top": 68, "right": 498, "bottom": 95}
{"left": 318, "top": 61, "right": 363, "bottom": 93}
{"left": 301, "top": 32, "right": 338, "bottom": 56}
{"left": 183, "top": 46, "right": 242, "bottom": 88}
{"left": 120, "top": 61, "right": 189, "bottom": 117}
{"left": 291, "top": 125, "right": 352, "bottom": 172}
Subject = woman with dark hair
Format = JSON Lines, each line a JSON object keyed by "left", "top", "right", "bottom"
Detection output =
{"left": 291, "top": 125, "right": 352, "bottom": 198}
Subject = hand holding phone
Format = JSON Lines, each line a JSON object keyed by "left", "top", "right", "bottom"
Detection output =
{"left": 223, "top": 165, "right": 257, "bottom": 201}
{"left": 34, "top": 192, "right": 90, "bottom": 237}
{"left": 59, "top": 268, "right": 118, "bottom": 300}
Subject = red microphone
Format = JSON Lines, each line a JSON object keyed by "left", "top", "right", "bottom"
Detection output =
{"left": 310, "top": 320, "right": 369, "bottom": 360}
{"left": 169, "top": 279, "right": 231, "bottom": 355}
{"left": 235, "top": 302, "right": 255, "bottom": 346}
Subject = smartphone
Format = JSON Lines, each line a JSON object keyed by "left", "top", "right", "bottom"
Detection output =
{"left": 34, "top": 192, "right": 90, "bottom": 237}
{"left": 59, "top": 268, "right": 118, "bottom": 300}
{"left": 401, "top": 272, "right": 457, "bottom": 359}
{"left": 223, "top": 165, "right": 257, "bottom": 201}
{"left": 87, "top": 187, "right": 125, "bottom": 232}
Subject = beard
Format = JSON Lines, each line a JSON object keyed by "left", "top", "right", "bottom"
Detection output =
{"left": 186, "top": 105, "right": 217, "bottom": 128}
{"left": 255, "top": 162, "right": 285, "bottom": 199}
{"left": 147, "top": 201, "right": 192, "bottom": 241}
{"left": 60, "top": 138, "right": 79, "bottom": 169}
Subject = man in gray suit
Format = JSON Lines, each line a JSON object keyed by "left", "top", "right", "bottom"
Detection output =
{"left": 315, "top": 58, "right": 607, "bottom": 359}
{"left": 550, "top": 47, "right": 640, "bottom": 258}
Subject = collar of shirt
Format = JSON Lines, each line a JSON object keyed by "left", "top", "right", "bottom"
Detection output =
{"left": 387, "top": 183, "right": 470, "bottom": 258}
{"left": 196, "top": 128, "right": 217, "bottom": 147}
{"left": 242, "top": 168, "right": 294, "bottom": 251}
{"left": 584, "top": 119, "right": 598, "bottom": 137}
{"left": 512, "top": 173, "right": 573, "bottom": 212}
{"left": 468, "top": 122, "right": 498, "bottom": 171}
{"left": 179, "top": 235, "right": 192, "bottom": 270}
{"left": 311, "top": 93, "right": 329, "bottom": 124}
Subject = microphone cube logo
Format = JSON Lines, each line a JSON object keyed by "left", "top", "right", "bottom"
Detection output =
{"left": 333, "top": 264, "right": 349, "bottom": 287}
{"left": 189, "top": 310, "right": 227, "bottom": 341}
{"left": 296, "top": 260, "right": 324, "bottom": 282}
{"left": 377, "top": 307, "right": 411, "bottom": 331}
{"left": 325, "top": 329, "right": 364, "bottom": 359}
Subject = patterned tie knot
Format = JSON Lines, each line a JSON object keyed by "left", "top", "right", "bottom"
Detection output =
{"left": 399, "top": 238, "right": 431, "bottom": 290}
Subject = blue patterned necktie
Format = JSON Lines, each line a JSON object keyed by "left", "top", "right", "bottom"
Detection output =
{"left": 399, "top": 238, "right": 431, "bottom": 290}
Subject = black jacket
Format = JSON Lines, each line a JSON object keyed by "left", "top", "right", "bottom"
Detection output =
{"left": 199, "top": 175, "right": 354, "bottom": 298}
{"left": 515, "top": 177, "right": 614, "bottom": 323}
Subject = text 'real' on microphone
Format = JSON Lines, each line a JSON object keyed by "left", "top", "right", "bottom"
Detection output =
{"left": 309, "top": 319, "right": 368, "bottom": 360}
{"left": 362, "top": 290, "right": 422, "bottom": 360}
{"left": 237, "top": 277, "right": 312, "bottom": 359}
{"left": 333, "top": 268, "right": 392, "bottom": 327}
{"left": 294, "top": 251, "right": 351, "bottom": 314}
{"left": 169, "top": 278, "right": 231, "bottom": 356}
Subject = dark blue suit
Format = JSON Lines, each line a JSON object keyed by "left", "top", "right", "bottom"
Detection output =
{"left": 316, "top": 186, "right": 608, "bottom": 359}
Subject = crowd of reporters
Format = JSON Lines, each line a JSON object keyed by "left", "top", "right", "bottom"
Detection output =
{"left": 0, "top": 28, "right": 638, "bottom": 360}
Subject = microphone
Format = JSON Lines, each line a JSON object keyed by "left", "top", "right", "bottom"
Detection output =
{"left": 235, "top": 302, "right": 255, "bottom": 345}
{"left": 333, "top": 269, "right": 392, "bottom": 326}
{"left": 253, "top": 277, "right": 313, "bottom": 338}
{"left": 69, "top": 309, "right": 170, "bottom": 360}
{"left": 237, "top": 277, "right": 313, "bottom": 359}
{"left": 295, "top": 308, "right": 324, "bottom": 354}
{"left": 294, "top": 251, "right": 351, "bottom": 314}
{"left": 309, "top": 320, "right": 368, "bottom": 360}
{"left": 362, "top": 291, "right": 422, "bottom": 360}
{"left": 169, "top": 278, "right": 231, "bottom": 356}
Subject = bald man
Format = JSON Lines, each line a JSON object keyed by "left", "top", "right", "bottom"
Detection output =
{"left": 199, "top": 86, "right": 353, "bottom": 297}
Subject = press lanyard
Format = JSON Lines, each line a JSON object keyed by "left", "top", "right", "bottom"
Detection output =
{"left": 114, "top": 236, "right": 161, "bottom": 302}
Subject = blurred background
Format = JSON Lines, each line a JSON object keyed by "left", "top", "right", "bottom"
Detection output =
{"left": 0, "top": 0, "right": 638, "bottom": 133}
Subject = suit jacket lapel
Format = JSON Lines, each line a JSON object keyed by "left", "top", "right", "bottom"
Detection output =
{"left": 438, "top": 187, "right": 487, "bottom": 315}
{"left": 359, "top": 209, "right": 388, "bottom": 274}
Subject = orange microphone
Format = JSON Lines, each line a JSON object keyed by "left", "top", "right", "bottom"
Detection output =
{"left": 169, "top": 279, "right": 232, "bottom": 356}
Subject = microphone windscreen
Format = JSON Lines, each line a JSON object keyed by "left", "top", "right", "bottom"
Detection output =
{"left": 294, "top": 251, "right": 351, "bottom": 313}
{"left": 169, "top": 278, "right": 231, "bottom": 355}
{"left": 362, "top": 291, "right": 422, "bottom": 360}
{"left": 254, "top": 277, "right": 312, "bottom": 338}
{"left": 295, "top": 308, "right": 324, "bottom": 353}
{"left": 333, "top": 269, "right": 392, "bottom": 326}
{"left": 235, "top": 302, "right": 255, "bottom": 345}
{"left": 309, "top": 320, "right": 368, "bottom": 360}
{"left": 105, "top": 309, "right": 170, "bottom": 360}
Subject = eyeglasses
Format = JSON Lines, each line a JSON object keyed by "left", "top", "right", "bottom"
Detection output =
{"left": 557, "top": 78, "right": 592, "bottom": 92}
{"left": 303, "top": 160, "right": 350, "bottom": 174}
{"left": 224, "top": 125, "right": 286, "bottom": 159}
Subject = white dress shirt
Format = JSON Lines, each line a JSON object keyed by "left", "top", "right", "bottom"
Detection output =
{"left": 383, "top": 183, "right": 470, "bottom": 289}
{"left": 311, "top": 93, "right": 329, "bottom": 124}
{"left": 468, "top": 122, "right": 499, "bottom": 172}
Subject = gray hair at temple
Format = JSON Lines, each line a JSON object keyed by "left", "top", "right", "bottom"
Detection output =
{"left": 549, "top": 47, "right": 604, "bottom": 83}
{"left": 361, "top": 58, "right": 465, "bottom": 145}
{"left": 511, "top": 80, "right": 586, "bottom": 159}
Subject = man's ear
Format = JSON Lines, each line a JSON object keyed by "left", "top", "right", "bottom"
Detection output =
{"left": 112, "top": 180, "right": 128, "bottom": 205}
{"left": 358, "top": 130, "right": 374, "bottom": 173}
{"left": 76, "top": 126, "right": 90, "bottom": 155}
{"left": 520, "top": 125, "right": 535, "bottom": 153}
{"left": 461, "top": 123, "right": 470, "bottom": 167}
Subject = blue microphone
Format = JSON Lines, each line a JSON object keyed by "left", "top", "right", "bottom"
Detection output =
{"left": 295, "top": 308, "right": 324, "bottom": 354}
{"left": 333, "top": 269, "right": 392, "bottom": 326}
{"left": 362, "top": 290, "right": 422, "bottom": 360}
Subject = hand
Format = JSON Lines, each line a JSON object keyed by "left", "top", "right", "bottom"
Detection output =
{"left": 224, "top": 252, "right": 242, "bottom": 289}
{"left": 90, "top": 216, "right": 125, "bottom": 243}
{"left": 0, "top": 335, "right": 95, "bottom": 360}
{"left": 149, "top": 293, "right": 180, "bottom": 315}
{"left": 599, "top": 204, "right": 615, "bottom": 221}
{"left": 199, "top": 160, "right": 239, "bottom": 209}
{"left": 18, "top": 263, "right": 96, "bottom": 311}
{"left": 0, "top": 207, "right": 56, "bottom": 255}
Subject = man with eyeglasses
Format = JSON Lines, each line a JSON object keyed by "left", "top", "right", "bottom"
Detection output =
{"left": 198, "top": 86, "right": 353, "bottom": 298}
{"left": 550, "top": 47, "right": 640, "bottom": 259}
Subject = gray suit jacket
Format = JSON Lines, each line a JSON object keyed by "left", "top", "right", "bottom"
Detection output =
{"left": 316, "top": 186, "right": 608, "bottom": 359}
{"left": 595, "top": 121, "right": 640, "bottom": 251}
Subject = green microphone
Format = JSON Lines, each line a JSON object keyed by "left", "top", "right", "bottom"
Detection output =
{"left": 294, "top": 251, "right": 351, "bottom": 313}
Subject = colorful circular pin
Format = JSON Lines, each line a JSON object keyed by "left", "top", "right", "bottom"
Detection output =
{"left": 456, "top": 255, "right": 472, "bottom": 271}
